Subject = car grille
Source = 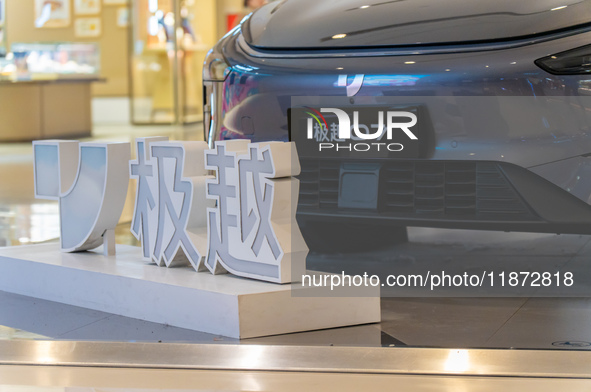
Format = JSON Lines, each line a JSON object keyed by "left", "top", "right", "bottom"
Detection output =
{"left": 297, "top": 159, "right": 538, "bottom": 221}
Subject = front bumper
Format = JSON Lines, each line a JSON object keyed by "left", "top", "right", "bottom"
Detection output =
{"left": 297, "top": 158, "right": 591, "bottom": 234}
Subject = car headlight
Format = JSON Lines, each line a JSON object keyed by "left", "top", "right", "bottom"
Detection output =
{"left": 203, "top": 46, "right": 230, "bottom": 146}
{"left": 203, "top": 28, "right": 239, "bottom": 145}
{"left": 535, "top": 44, "right": 591, "bottom": 75}
{"left": 203, "top": 47, "right": 232, "bottom": 82}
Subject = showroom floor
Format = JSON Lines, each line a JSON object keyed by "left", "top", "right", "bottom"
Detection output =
{"left": 0, "top": 123, "right": 590, "bottom": 351}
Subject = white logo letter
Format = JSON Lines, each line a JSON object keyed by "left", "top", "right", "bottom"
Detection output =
{"left": 353, "top": 111, "right": 384, "bottom": 140}
{"left": 34, "top": 140, "right": 130, "bottom": 255}
{"left": 387, "top": 111, "right": 418, "bottom": 140}
{"left": 321, "top": 108, "right": 351, "bottom": 139}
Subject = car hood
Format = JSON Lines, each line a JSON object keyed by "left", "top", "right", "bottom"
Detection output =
{"left": 243, "top": 0, "right": 591, "bottom": 49}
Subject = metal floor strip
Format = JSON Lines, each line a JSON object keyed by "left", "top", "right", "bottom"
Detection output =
{"left": 0, "top": 340, "right": 590, "bottom": 378}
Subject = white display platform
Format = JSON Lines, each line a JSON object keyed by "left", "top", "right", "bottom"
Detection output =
{"left": 0, "top": 243, "right": 380, "bottom": 339}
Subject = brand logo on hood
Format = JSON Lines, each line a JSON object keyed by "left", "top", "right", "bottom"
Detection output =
{"left": 338, "top": 74, "right": 364, "bottom": 97}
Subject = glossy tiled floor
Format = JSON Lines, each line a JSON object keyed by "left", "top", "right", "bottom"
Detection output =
{"left": 1, "top": 123, "right": 591, "bottom": 350}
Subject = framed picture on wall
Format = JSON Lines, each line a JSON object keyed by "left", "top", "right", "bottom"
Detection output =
{"left": 0, "top": 0, "right": 4, "bottom": 55}
{"left": 103, "top": 0, "right": 128, "bottom": 5}
{"left": 0, "top": 26, "right": 5, "bottom": 55}
{"left": 74, "top": 0, "right": 101, "bottom": 15}
{"left": 117, "top": 7, "right": 129, "bottom": 27}
{"left": 35, "top": 0, "right": 71, "bottom": 28}
{"left": 75, "top": 17, "right": 102, "bottom": 37}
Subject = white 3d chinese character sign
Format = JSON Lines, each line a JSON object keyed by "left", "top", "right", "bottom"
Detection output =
{"left": 204, "top": 140, "right": 307, "bottom": 283}
{"left": 33, "top": 140, "right": 131, "bottom": 255}
{"left": 129, "top": 138, "right": 307, "bottom": 283}
{"left": 129, "top": 137, "right": 213, "bottom": 271}
{"left": 33, "top": 137, "right": 308, "bottom": 284}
